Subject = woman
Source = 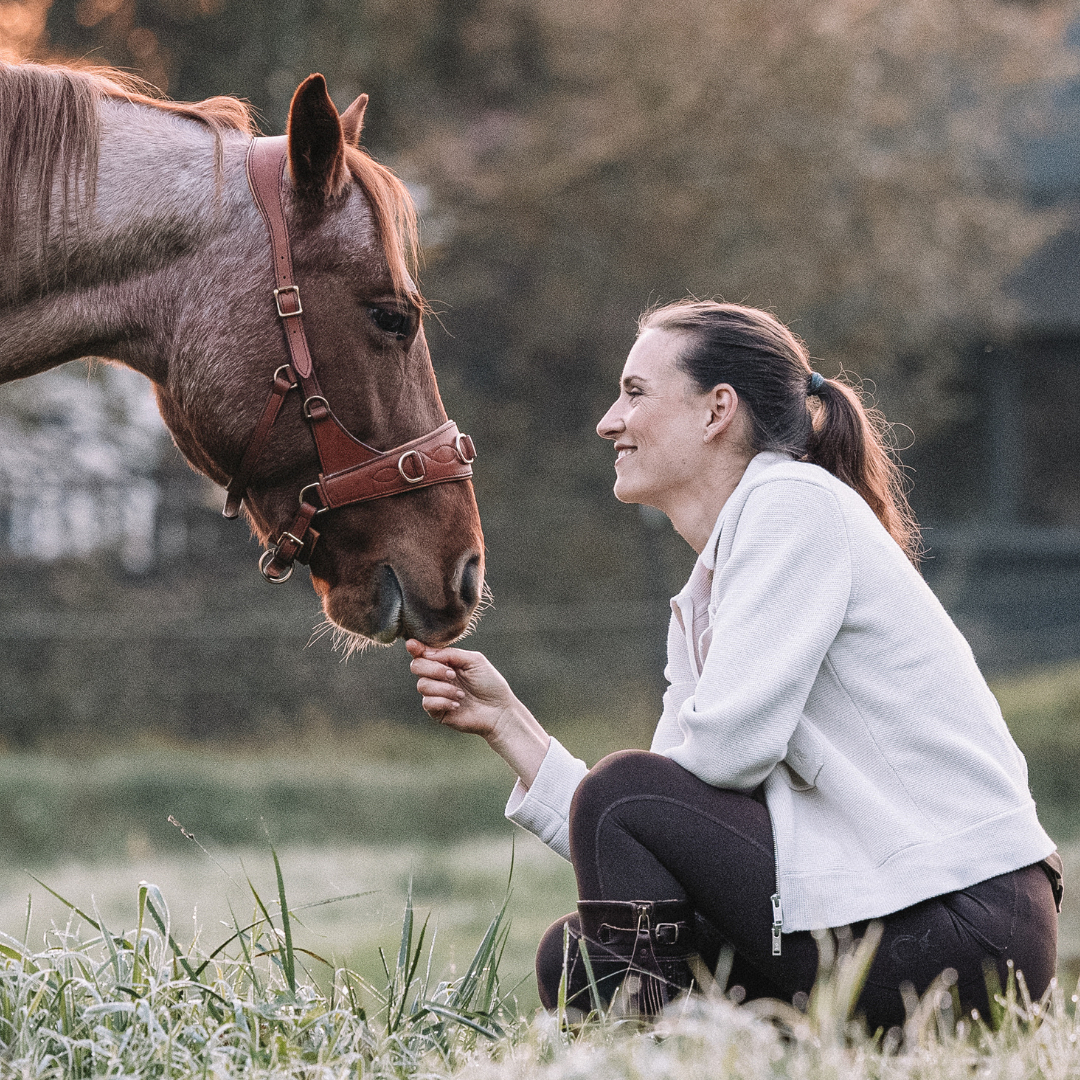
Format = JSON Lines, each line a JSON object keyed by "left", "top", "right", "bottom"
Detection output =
{"left": 406, "top": 300, "right": 1061, "bottom": 1030}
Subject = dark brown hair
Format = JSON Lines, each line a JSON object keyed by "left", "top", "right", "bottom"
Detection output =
{"left": 640, "top": 299, "right": 921, "bottom": 564}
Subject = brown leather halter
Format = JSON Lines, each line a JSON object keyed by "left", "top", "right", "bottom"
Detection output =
{"left": 222, "top": 136, "right": 476, "bottom": 583}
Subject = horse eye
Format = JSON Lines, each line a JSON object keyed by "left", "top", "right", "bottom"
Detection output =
{"left": 368, "top": 306, "right": 411, "bottom": 338}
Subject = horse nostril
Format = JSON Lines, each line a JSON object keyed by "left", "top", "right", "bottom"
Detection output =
{"left": 459, "top": 553, "right": 482, "bottom": 609}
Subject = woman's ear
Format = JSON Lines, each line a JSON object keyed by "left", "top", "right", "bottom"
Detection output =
{"left": 703, "top": 384, "right": 740, "bottom": 443}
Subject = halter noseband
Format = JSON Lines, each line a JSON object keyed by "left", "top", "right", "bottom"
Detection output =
{"left": 222, "top": 136, "right": 476, "bottom": 583}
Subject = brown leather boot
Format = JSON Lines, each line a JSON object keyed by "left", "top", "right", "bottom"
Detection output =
{"left": 576, "top": 899, "right": 700, "bottom": 1016}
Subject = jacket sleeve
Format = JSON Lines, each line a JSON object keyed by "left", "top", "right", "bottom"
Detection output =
{"left": 504, "top": 736, "right": 589, "bottom": 860}
{"left": 661, "top": 479, "right": 852, "bottom": 790}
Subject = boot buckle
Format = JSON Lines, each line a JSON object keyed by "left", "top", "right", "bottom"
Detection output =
{"left": 654, "top": 922, "right": 681, "bottom": 945}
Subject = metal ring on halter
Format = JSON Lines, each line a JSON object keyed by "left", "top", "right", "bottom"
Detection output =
{"left": 302, "top": 395, "right": 330, "bottom": 420}
{"left": 454, "top": 433, "right": 477, "bottom": 464}
{"left": 273, "top": 364, "right": 298, "bottom": 388}
{"left": 397, "top": 449, "right": 426, "bottom": 484}
{"left": 299, "top": 482, "right": 329, "bottom": 513}
{"left": 259, "top": 548, "right": 294, "bottom": 583}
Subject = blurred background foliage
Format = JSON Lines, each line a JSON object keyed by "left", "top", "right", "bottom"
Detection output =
{"left": 1, "top": 0, "right": 1080, "bottom": 741}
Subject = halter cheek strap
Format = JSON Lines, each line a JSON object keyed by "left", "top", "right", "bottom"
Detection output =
{"left": 222, "top": 136, "right": 476, "bottom": 583}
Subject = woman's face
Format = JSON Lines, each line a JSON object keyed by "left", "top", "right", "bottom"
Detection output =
{"left": 596, "top": 328, "right": 713, "bottom": 509}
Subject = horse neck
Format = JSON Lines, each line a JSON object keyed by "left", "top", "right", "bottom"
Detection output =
{"left": 0, "top": 100, "right": 252, "bottom": 386}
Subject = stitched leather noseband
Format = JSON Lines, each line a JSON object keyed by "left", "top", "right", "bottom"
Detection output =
{"left": 222, "top": 136, "right": 476, "bottom": 583}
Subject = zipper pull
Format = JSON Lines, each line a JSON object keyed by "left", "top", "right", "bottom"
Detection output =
{"left": 770, "top": 893, "right": 783, "bottom": 956}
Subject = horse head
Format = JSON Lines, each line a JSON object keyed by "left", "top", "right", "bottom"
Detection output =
{"left": 0, "top": 63, "right": 483, "bottom": 645}
{"left": 147, "top": 74, "right": 485, "bottom": 647}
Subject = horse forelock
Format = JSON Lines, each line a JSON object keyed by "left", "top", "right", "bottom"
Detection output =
{"left": 0, "top": 59, "right": 256, "bottom": 303}
{"left": 343, "top": 144, "right": 422, "bottom": 308}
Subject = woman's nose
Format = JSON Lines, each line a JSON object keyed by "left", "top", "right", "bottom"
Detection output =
{"left": 596, "top": 402, "right": 624, "bottom": 440}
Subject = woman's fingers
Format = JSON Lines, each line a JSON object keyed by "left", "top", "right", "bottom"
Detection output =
{"left": 409, "top": 656, "right": 457, "bottom": 680}
{"left": 406, "top": 640, "right": 477, "bottom": 668}
{"left": 422, "top": 695, "right": 460, "bottom": 715}
{"left": 416, "top": 677, "right": 464, "bottom": 700}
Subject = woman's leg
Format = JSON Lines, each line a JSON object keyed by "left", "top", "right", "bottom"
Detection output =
{"left": 857, "top": 863, "right": 1057, "bottom": 1027}
{"left": 541, "top": 749, "right": 1058, "bottom": 1028}
{"left": 564, "top": 749, "right": 819, "bottom": 1008}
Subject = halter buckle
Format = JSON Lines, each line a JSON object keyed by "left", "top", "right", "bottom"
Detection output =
{"left": 454, "top": 433, "right": 477, "bottom": 464}
{"left": 299, "top": 483, "right": 328, "bottom": 513}
{"left": 302, "top": 395, "right": 330, "bottom": 420}
{"left": 274, "top": 286, "right": 303, "bottom": 318}
{"left": 273, "top": 364, "right": 298, "bottom": 389}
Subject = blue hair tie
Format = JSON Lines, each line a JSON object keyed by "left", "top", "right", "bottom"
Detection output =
{"left": 807, "top": 371, "right": 826, "bottom": 395}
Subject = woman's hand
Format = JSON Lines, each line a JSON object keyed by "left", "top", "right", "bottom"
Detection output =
{"left": 406, "top": 640, "right": 551, "bottom": 787}
{"left": 405, "top": 640, "right": 515, "bottom": 738}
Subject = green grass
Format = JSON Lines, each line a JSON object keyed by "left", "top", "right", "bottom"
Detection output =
{"left": 991, "top": 660, "right": 1080, "bottom": 842}
{"left": 0, "top": 657, "right": 1077, "bottom": 1076}
{"left": 0, "top": 856, "right": 527, "bottom": 1077}
{"left": 0, "top": 837, "right": 578, "bottom": 1016}
{"left": 1, "top": 862, "right": 1079, "bottom": 1080}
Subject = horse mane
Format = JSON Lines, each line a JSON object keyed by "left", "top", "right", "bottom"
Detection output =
{"left": 344, "top": 145, "right": 420, "bottom": 302}
{"left": 0, "top": 60, "right": 419, "bottom": 302}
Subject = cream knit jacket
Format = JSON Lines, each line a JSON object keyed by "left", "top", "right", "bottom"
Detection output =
{"left": 505, "top": 452, "right": 1055, "bottom": 933}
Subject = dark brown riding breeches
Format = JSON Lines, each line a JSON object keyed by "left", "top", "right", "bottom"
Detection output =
{"left": 536, "top": 750, "right": 1058, "bottom": 1031}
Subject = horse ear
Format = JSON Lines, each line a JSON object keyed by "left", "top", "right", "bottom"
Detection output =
{"left": 286, "top": 73, "right": 347, "bottom": 202}
{"left": 339, "top": 93, "right": 368, "bottom": 148}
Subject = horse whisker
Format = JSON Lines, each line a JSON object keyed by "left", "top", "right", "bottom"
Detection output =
{"left": 456, "top": 581, "right": 494, "bottom": 642}
{"left": 308, "top": 616, "right": 380, "bottom": 662}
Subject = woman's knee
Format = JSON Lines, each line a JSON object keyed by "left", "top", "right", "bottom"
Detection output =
{"left": 568, "top": 750, "right": 682, "bottom": 854}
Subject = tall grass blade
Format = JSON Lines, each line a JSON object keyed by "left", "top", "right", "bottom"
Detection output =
{"left": 133, "top": 883, "right": 147, "bottom": 987}
{"left": 557, "top": 921, "right": 569, "bottom": 1032}
{"left": 450, "top": 894, "right": 509, "bottom": 1012}
{"left": 421, "top": 1002, "right": 500, "bottom": 1040}
{"left": 245, "top": 874, "right": 290, "bottom": 990}
{"left": 27, "top": 875, "right": 101, "bottom": 932}
{"left": 271, "top": 844, "right": 296, "bottom": 994}
{"left": 984, "top": 959, "right": 1005, "bottom": 1031}
{"left": 141, "top": 883, "right": 197, "bottom": 980}
{"left": 578, "top": 937, "right": 602, "bottom": 1016}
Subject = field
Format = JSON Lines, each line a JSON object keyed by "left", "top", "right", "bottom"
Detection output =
{"left": 0, "top": 661, "right": 1078, "bottom": 1076}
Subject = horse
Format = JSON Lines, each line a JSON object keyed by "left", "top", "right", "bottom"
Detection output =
{"left": 0, "top": 60, "right": 484, "bottom": 648}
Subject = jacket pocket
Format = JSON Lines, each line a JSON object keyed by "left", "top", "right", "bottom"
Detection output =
{"left": 782, "top": 720, "right": 825, "bottom": 791}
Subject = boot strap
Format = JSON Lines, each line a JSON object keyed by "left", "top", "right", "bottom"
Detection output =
{"left": 596, "top": 921, "right": 686, "bottom": 946}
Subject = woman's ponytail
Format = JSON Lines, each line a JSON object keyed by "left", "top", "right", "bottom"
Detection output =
{"left": 806, "top": 377, "right": 921, "bottom": 564}
{"left": 640, "top": 300, "right": 922, "bottom": 565}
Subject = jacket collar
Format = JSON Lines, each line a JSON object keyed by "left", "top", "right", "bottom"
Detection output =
{"left": 668, "top": 450, "right": 794, "bottom": 673}
{"left": 699, "top": 451, "right": 793, "bottom": 570}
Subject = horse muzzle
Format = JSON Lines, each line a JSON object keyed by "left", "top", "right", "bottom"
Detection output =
{"left": 324, "top": 549, "right": 484, "bottom": 646}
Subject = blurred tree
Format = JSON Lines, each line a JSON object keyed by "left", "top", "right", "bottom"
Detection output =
{"left": 8, "top": 0, "right": 1078, "bottom": 735}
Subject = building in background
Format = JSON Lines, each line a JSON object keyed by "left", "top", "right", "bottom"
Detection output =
{"left": 914, "top": 26, "right": 1080, "bottom": 671}
{"left": 0, "top": 364, "right": 169, "bottom": 574}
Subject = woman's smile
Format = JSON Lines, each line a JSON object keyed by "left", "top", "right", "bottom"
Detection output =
{"left": 596, "top": 328, "right": 714, "bottom": 510}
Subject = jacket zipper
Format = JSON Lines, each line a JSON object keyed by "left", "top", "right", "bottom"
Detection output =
{"left": 770, "top": 829, "right": 783, "bottom": 956}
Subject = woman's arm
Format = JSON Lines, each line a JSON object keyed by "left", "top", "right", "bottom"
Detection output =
{"left": 406, "top": 640, "right": 551, "bottom": 787}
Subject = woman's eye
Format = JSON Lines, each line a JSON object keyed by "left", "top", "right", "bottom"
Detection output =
{"left": 368, "top": 306, "right": 411, "bottom": 338}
